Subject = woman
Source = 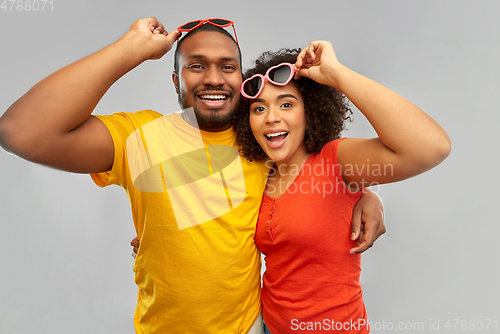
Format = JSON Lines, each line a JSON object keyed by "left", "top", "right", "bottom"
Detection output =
{"left": 234, "top": 41, "right": 451, "bottom": 333}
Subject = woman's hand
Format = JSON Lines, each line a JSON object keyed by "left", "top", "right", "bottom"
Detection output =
{"left": 294, "top": 40, "right": 343, "bottom": 88}
{"left": 293, "top": 41, "right": 452, "bottom": 188}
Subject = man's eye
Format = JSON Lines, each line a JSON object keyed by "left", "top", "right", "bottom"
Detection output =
{"left": 189, "top": 64, "right": 204, "bottom": 70}
{"left": 222, "top": 65, "right": 236, "bottom": 71}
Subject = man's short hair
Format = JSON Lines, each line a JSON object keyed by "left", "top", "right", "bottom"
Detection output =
{"left": 173, "top": 23, "right": 242, "bottom": 74}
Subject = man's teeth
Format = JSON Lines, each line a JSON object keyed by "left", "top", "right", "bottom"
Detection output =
{"left": 199, "top": 94, "right": 227, "bottom": 101}
{"left": 266, "top": 132, "right": 288, "bottom": 138}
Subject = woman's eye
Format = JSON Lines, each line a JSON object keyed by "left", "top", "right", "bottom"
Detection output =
{"left": 254, "top": 106, "right": 265, "bottom": 113}
{"left": 281, "top": 102, "right": 293, "bottom": 108}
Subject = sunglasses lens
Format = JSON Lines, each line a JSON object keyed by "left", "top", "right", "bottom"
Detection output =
{"left": 179, "top": 21, "right": 202, "bottom": 30}
{"left": 208, "top": 19, "right": 231, "bottom": 26}
{"left": 243, "top": 77, "right": 262, "bottom": 98}
{"left": 268, "top": 65, "right": 292, "bottom": 84}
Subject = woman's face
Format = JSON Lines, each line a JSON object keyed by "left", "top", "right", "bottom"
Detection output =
{"left": 248, "top": 81, "right": 307, "bottom": 165}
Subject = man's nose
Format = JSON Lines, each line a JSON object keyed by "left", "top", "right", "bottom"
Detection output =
{"left": 203, "top": 66, "right": 225, "bottom": 87}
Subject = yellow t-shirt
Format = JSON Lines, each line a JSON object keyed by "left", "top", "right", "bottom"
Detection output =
{"left": 91, "top": 110, "right": 269, "bottom": 333}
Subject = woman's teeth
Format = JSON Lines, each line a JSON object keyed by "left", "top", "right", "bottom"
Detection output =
{"left": 265, "top": 132, "right": 288, "bottom": 143}
{"left": 266, "top": 132, "right": 288, "bottom": 138}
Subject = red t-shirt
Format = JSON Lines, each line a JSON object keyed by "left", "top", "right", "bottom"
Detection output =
{"left": 255, "top": 138, "right": 370, "bottom": 333}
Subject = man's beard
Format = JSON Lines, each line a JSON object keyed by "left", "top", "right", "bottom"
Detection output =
{"left": 178, "top": 92, "right": 238, "bottom": 129}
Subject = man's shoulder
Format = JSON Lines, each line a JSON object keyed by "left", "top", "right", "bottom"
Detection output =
{"left": 92, "top": 109, "right": 166, "bottom": 133}
{"left": 133, "top": 109, "right": 165, "bottom": 119}
{"left": 100, "top": 109, "right": 163, "bottom": 123}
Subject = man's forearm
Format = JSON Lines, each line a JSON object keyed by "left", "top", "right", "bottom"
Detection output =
{"left": 0, "top": 32, "right": 147, "bottom": 142}
{"left": 0, "top": 18, "right": 178, "bottom": 172}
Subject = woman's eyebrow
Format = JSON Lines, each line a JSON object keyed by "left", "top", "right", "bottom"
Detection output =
{"left": 277, "top": 94, "right": 298, "bottom": 101}
{"left": 249, "top": 94, "right": 298, "bottom": 106}
{"left": 249, "top": 98, "right": 265, "bottom": 106}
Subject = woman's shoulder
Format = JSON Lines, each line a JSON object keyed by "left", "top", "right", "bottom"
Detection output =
{"left": 318, "top": 137, "right": 347, "bottom": 158}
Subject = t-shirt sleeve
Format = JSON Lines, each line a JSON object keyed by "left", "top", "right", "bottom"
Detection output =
{"left": 321, "top": 137, "right": 364, "bottom": 197}
{"left": 90, "top": 110, "right": 160, "bottom": 188}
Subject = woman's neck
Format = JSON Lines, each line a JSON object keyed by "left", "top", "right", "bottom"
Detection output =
{"left": 265, "top": 147, "right": 312, "bottom": 198}
{"left": 274, "top": 148, "right": 311, "bottom": 179}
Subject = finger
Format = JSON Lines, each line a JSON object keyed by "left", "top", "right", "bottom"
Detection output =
{"left": 294, "top": 67, "right": 310, "bottom": 80}
{"left": 163, "top": 30, "right": 181, "bottom": 46}
{"left": 350, "top": 208, "right": 362, "bottom": 240}
{"left": 307, "top": 42, "right": 317, "bottom": 61}
{"left": 131, "top": 236, "right": 139, "bottom": 247}
{"left": 378, "top": 223, "right": 387, "bottom": 238}
{"left": 133, "top": 246, "right": 139, "bottom": 254}
{"left": 147, "top": 17, "right": 159, "bottom": 32}
{"left": 377, "top": 210, "right": 386, "bottom": 238}
{"left": 351, "top": 227, "right": 374, "bottom": 254}
{"left": 349, "top": 229, "right": 365, "bottom": 254}
{"left": 373, "top": 222, "right": 386, "bottom": 241}
{"left": 154, "top": 22, "right": 165, "bottom": 35}
{"left": 359, "top": 230, "right": 365, "bottom": 248}
{"left": 295, "top": 47, "right": 311, "bottom": 69}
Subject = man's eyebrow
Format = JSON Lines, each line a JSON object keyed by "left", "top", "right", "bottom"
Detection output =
{"left": 248, "top": 94, "right": 298, "bottom": 106}
{"left": 186, "top": 55, "right": 206, "bottom": 60}
{"left": 221, "top": 56, "right": 239, "bottom": 62}
{"left": 187, "top": 55, "right": 238, "bottom": 62}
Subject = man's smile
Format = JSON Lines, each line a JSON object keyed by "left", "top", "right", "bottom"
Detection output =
{"left": 196, "top": 91, "right": 231, "bottom": 109}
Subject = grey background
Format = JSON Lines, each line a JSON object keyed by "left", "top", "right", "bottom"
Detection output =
{"left": 0, "top": 0, "right": 498, "bottom": 333}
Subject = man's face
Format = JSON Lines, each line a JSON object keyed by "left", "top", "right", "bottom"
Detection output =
{"left": 174, "top": 31, "right": 242, "bottom": 132}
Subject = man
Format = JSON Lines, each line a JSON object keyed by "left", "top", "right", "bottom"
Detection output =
{"left": 0, "top": 18, "right": 385, "bottom": 333}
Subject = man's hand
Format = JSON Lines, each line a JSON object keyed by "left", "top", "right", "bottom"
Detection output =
{"left": 131, "top": 237, "right": 140, "bottom": 259}
{"left": 122, "top": 17, "right": 180, "bottom": 61}
{"left": 350, "top": 189, "right": 386, "bottom": 254}
{"left": 0, "top": 17, "right": 180, "bottom": 173}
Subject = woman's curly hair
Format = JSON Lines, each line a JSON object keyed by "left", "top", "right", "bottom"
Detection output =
{"left": 234, "top": 48, "right": 353, "bottom": 161}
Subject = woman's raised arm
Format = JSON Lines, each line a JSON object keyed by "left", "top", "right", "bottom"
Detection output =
{"left": 294, "top": 40, "right": 451, "bottom": 188}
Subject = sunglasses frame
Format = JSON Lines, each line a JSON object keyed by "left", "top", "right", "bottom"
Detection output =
{"left": 176, "top": 18, "right": 239, "bottom": 45}
{"left": 240, "top": 62, "right": 296, "bottom": 99}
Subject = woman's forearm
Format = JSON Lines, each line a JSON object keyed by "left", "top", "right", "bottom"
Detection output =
{"left": 331, "top": 64, "right": 451, "bottom": 167}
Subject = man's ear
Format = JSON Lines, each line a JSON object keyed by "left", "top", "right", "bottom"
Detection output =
{"left": 172, "top": 71, "right": 179, "bottom": 94}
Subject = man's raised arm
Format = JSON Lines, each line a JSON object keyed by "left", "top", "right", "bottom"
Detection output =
{"left": 0, "top": 18, "right": 179, "bottom": 173}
